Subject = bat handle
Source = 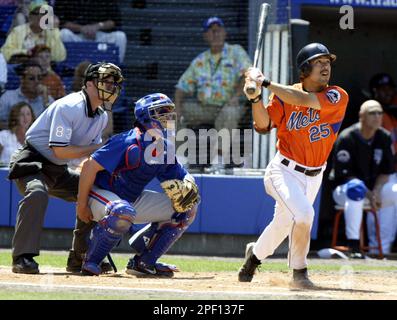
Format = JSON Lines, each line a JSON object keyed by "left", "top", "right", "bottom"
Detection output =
{"left": 246, "top": 81, "right": 257, "bottom": 96}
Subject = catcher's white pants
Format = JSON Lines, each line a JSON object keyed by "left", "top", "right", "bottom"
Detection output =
{"left": 88, "top": 186, "right": 175, "bottom": 224}
{"left": 253, "top": 152, "right": 325, "bottom": 270}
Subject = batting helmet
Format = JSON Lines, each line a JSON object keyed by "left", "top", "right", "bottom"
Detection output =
{"left": 296, "top": 43, "right": 336, "bottom": 76}
{"left": 134, "top": 93, "right": 176, "bottom": 132}
{"left": 84, "top": 62, "right": 124, "bottom": 106}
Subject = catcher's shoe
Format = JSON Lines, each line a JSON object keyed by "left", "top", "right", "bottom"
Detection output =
{"left": 238, "top": 242, "right": 261, "bottom": 282}
{"left": 289, "top": 268, "right": 316, "bottom": 289}
{"left": 66, "top": 250, "right": 113, "bottom": 273}
{"left": 125, "top": 256, "right": 175, "bottom": 278}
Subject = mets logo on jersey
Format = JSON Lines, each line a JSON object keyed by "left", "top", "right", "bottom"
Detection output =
{"left": 286, "top": 108, "right": 320, "bottom": 131}
{"left": 336, "top": 150, "right": 350, "bottom": 163}
{"left": 326, "top": 89, "right": 341, "bottom": 104}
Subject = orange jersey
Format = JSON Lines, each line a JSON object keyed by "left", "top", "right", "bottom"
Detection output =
{"left": 266, "top": 83, "right": 349, "bottom": 167}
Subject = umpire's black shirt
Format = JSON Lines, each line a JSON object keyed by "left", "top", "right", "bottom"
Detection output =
{"left": 332, "top": 122, "right": 394, "bottom": 190}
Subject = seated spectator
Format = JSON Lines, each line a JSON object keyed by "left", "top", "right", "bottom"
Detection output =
{"left": 331, "top": 100, "right": 397, "bottom": 257}
{"left": 71, "top": 60, "right": 91, "bottom": 93}
{"left": 175, "top": 17, "right": 251, "bottom": 168}
{"left": 55, "top": 0, "right": 127, "bottom": 63}
{"left": 31, "top": 44, "right": 65, "bottom": 99}
{"left": 0, "top": 60, "right": 54, "bottom": 128}
{"left": 369, "top": 73, "right": 397, "bottom": 152}
{"left": 0, "top": 101, "right": 35, "bottom": 165}
{"left": 1, "top": 0, "right": 66, "bottom": 64}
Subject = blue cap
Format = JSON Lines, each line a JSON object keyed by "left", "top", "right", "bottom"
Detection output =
{"left": 203, "top": 17, "right": 224, "bottom": 32}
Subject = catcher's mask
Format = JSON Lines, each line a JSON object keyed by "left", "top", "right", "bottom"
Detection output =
{"left": 296, "top": 43, "right": 336, "bottom": 79}
{"left": 84, "top": 62, "right": 124, "bottom": 109}
{"left": 134, "top": 93, "right": 177, "bottom": 133}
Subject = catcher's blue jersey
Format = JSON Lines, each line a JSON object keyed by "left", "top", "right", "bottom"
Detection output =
{"left": 92, "top": 128, "right": 187, "bottom": 203}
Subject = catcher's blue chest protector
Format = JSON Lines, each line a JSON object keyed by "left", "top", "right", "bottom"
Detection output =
{"left": 93, "top": 128, "right": 187, "bottom": 203}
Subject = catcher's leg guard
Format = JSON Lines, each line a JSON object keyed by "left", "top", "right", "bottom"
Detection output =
{"left": 82, "top": 200, "right": 136, "bottom": 276}
{"left": 130, "top": 206, "right": 197, "bottom": 269}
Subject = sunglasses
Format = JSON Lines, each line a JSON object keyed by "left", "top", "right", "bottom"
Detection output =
{"left": 368, "top": 111, "right": 383, "bottom": 116}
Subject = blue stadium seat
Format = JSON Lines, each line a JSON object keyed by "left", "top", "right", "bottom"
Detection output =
{"left": 61, "top": 42, "right": 119, "bottom": 69}
{"left": 5, "top": 64, "right": 19, "bottom": 90}
{"left": 0, "top": 5, "right": 16, "bottom": 39}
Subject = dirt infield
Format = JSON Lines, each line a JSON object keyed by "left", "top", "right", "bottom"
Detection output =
{"left": 1, "top": 259, "right": 397, "bottom": 300}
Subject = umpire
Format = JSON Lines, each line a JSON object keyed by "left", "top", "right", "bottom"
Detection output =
{"left": 8, "top": 62, "right": 124, "bottom": 274}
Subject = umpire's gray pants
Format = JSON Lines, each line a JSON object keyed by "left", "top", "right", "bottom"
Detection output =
{"left": 12, "top": 168, "right": 90, "bottom": 258}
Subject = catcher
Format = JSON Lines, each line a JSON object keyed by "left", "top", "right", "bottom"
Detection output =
{"left": 75, "top": 93, "right": 200, "bottom": 277}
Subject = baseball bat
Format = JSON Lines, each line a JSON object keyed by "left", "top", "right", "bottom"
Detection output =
{"left": 246, "top": 3, "right": 271, "bottom": 95}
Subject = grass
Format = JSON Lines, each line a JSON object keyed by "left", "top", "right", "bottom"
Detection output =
{"left": 1, "top": 251, "right": 396, "bottom": 272}
{"left": 1, "top": 251, "right": 396, "bottom": 300}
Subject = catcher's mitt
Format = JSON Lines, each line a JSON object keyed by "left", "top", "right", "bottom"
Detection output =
{"left": 161, "top": 177, "right": 200, "bottom": 213}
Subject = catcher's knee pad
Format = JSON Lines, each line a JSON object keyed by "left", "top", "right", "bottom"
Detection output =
{"left": 102, "top": 199, "right": 136, "bottom": 233}
{"left": 83, "top": 200, "right": 136, "bottom": 275}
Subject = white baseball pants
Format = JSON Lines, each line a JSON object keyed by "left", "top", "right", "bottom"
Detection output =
{"left": 367, "top": 174, "right": 397, "bottom": 254}
{"left": 333, "top": 174, "right": 397, "bottom": 254}
{"left": 253, "top": 152, "right": 325, "bottom": 270}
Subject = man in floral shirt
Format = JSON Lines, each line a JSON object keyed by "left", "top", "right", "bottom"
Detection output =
{"left": 174, "top": 17, "right": 251, "bottom": 167}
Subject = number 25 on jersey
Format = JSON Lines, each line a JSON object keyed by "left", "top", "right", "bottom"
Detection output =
{"left": 309, "top": 123, "right": 330, "bottom": 142}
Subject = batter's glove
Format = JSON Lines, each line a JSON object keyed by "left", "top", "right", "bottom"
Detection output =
{"left": 244, "top": 67, "right": 271, "bottom": 103}
{"left": 161, "top": 176, "right": 200, "bottom": 213}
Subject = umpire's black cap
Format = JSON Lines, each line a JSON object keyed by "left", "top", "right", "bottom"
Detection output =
{"left": 83, "top": 62, "right": 124, "bottom": 84}
{"left": 296, "top": 43, "right": 336, "bottom": 70}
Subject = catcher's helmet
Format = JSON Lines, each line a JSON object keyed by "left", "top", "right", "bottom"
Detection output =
{"left": 134, "top": 93, "right": 176, "bottom": 131}
{"left": 296, "top": 43, "right": 336, "bottom": 72}
{"left": 84, "top": 62, "right": 124, "bottom": 106}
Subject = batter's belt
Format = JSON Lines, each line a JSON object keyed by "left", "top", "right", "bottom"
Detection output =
{"left": 281, "top": 158, "right": 322, "bottom": 177}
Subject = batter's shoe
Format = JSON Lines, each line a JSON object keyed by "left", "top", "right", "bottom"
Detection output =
{"left": 238, "top": 242, "right": 261, "bottom": 282}
{"left": 12, "top": 255, "right": 39, "bottom": 274}
{"left": 125, "top": 256, "right": 175, "bottom": 278}
{"left": 290, "top": 268, "right": 315, "bottom": 289}
{"left": 66, "top": 250, "right": 113, "bottom": 273}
